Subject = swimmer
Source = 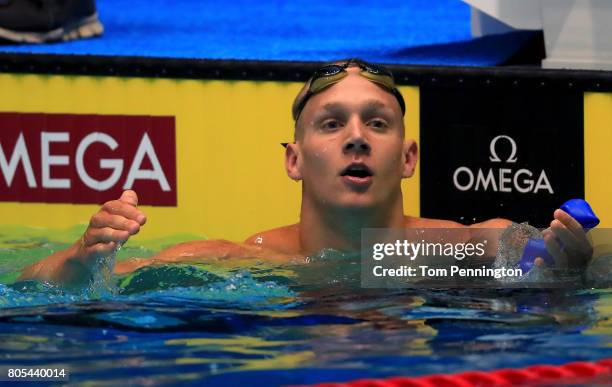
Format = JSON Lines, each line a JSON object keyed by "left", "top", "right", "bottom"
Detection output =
{"left": 20, "top": 59, "right": 594, "bottom": 287}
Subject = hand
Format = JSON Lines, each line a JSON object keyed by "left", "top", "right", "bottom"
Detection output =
{"left": 542, "top": 209, "right": 593, "bottom": 269}
{"left": 75, "top": 190, "right": 147, "bottom": 268}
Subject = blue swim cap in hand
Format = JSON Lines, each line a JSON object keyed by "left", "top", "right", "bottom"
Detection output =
{"left": 517, "top": 199, "right": 598, "bottom": 272}
{"left": 560, "top": 199, "right": 600, "bottom": 231}
{"left": 519, "top": 238, "right": 555, "bottom": 272}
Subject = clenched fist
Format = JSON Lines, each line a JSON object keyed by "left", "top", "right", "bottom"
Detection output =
{"left": 76, "top": 190, "right": 147, "bottom": 265}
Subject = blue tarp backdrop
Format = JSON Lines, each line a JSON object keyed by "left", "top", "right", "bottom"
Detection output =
{"left": 0, "top": 0, "right": 537, "bottom": 66}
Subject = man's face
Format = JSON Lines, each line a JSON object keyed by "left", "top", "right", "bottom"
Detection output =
{"left": 286, "top": 67, "right": 417, "bottom": 210}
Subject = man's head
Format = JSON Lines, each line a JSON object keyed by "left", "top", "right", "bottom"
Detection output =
{"left": 284, "top": 59, "right": 418, "bottom": 212}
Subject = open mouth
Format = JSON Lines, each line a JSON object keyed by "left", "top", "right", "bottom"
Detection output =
{"left": 340, "top": 163, "right": 373, "bottom": 179}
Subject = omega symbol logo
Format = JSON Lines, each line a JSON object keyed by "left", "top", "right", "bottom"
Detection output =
{"left": 489, "top": 135, "right": 517, "bottom": 163}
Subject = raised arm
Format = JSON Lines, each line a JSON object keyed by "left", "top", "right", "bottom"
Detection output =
{"left": 19, "top": 190, "right": 146, "bottom": 287}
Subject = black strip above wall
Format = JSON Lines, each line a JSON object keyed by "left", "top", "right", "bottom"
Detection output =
{"left": 0, "top": 52, "right": 611, "bottom": 91}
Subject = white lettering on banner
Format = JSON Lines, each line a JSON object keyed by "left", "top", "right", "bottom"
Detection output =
{"left": 0, "top": 132, "right": 37, "bottom": 188}
{"left": 76, "top": 132, "right": 124, "bottom": 191}
{"left": 476, "top": 168, "right": 496, "bottom": 191}
{"left": 41, "top": 132, "right": 70, "bottom": 189}
{"left": 123, "top": 133, "right": 171, "bottom": 191}
{"left": 452, "top": 135, "right": 554, "bottom": 194}
{"left": 514, "top": 169, "right": 533, "bottom": 193}
{"left": 453, "top": 167, "right": 473, "bottom": 191}
{"left": 499, "top": 168, "right": 512, "bottom": 192}
{"left": 0, "top": 131, "right": 170, "bottom": 191}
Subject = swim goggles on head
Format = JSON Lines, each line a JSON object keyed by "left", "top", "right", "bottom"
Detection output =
{"left": 292, "top": 58, "right": 406, "bottom": 121}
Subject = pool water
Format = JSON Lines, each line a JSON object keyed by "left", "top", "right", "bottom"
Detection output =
{"left": 0, "top": 229, "right": 610, "bottom": 386}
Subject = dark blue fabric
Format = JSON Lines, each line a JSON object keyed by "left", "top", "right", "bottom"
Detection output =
{"left": 0, "top": 0, "right": 534, "bottom": 66}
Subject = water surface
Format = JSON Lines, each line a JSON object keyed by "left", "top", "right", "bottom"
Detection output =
{"left": 0, "top": 228, "right": 610, "bottom": 386}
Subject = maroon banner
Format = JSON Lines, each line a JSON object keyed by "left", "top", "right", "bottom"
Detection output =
{"left": 0, "top": 112, "right": 176, "bottom": 206}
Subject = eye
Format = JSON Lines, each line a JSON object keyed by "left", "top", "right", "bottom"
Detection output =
{"left": 368, "top": 119, "right": 388, "bottom": 130}
{"left": 321, "top": 119, "right": 342, "bottom": 131}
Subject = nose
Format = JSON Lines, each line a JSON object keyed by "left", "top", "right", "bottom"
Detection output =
{"left": 343, "top": 121, "right": 371, "bottom": 155}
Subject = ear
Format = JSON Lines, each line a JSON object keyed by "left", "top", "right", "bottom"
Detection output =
{"left": 402, "top": 139, "right": 418, "bottom": 178}
{"left": 285, "top": 143, "right": 303, "bottom": 181}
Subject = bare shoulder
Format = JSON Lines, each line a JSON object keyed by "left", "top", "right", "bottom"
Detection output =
{"left": 244, "top": 223, "right": 302, "bottom": 254}
{"left": 405, "top": 216, "right": 511, "bottom": 229}
{"left": 405, "top": 216, "right": 465, "bottom": 228}
{"left": 470, "top": 218, "right": 512, "bottom": 228}
{"left": 404, "top": 216, "right": 511, "bottom": 251}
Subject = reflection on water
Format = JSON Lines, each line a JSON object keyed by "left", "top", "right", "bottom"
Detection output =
{"left": 0, "top": 233, "right": 610, "bottom": 386}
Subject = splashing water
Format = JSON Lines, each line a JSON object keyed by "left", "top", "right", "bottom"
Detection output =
{"left": 0, "top": 263, "right": 297, "bottom": 312}
{"left": 87, "top": 242, "right": 122, "bottom": 298}
{"left": 494, "top": 223, "right": 595, "bottom": 284}
{"left": 494, "top": 222, "right": 541, "bottom": 271}
{"left": 493, "top": 223, "right": 553, "bottom": 283}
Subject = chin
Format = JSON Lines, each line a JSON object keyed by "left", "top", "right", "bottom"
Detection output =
{"left": 333, "top": 193, "right": 379, "bottom": 210}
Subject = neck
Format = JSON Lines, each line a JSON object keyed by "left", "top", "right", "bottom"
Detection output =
{"left": 298, "top": 192, "right": 406, "bottom": 254}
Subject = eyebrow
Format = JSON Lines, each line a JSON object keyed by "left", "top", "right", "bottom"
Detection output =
{"left": 318, "top": 100, "right": 393, "bottom": 115}
{"left": 361, "top": 99, "right": 394, "bottom": 116}
{"left": 319, "top": 102, "right": 348, "bottom": 116}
